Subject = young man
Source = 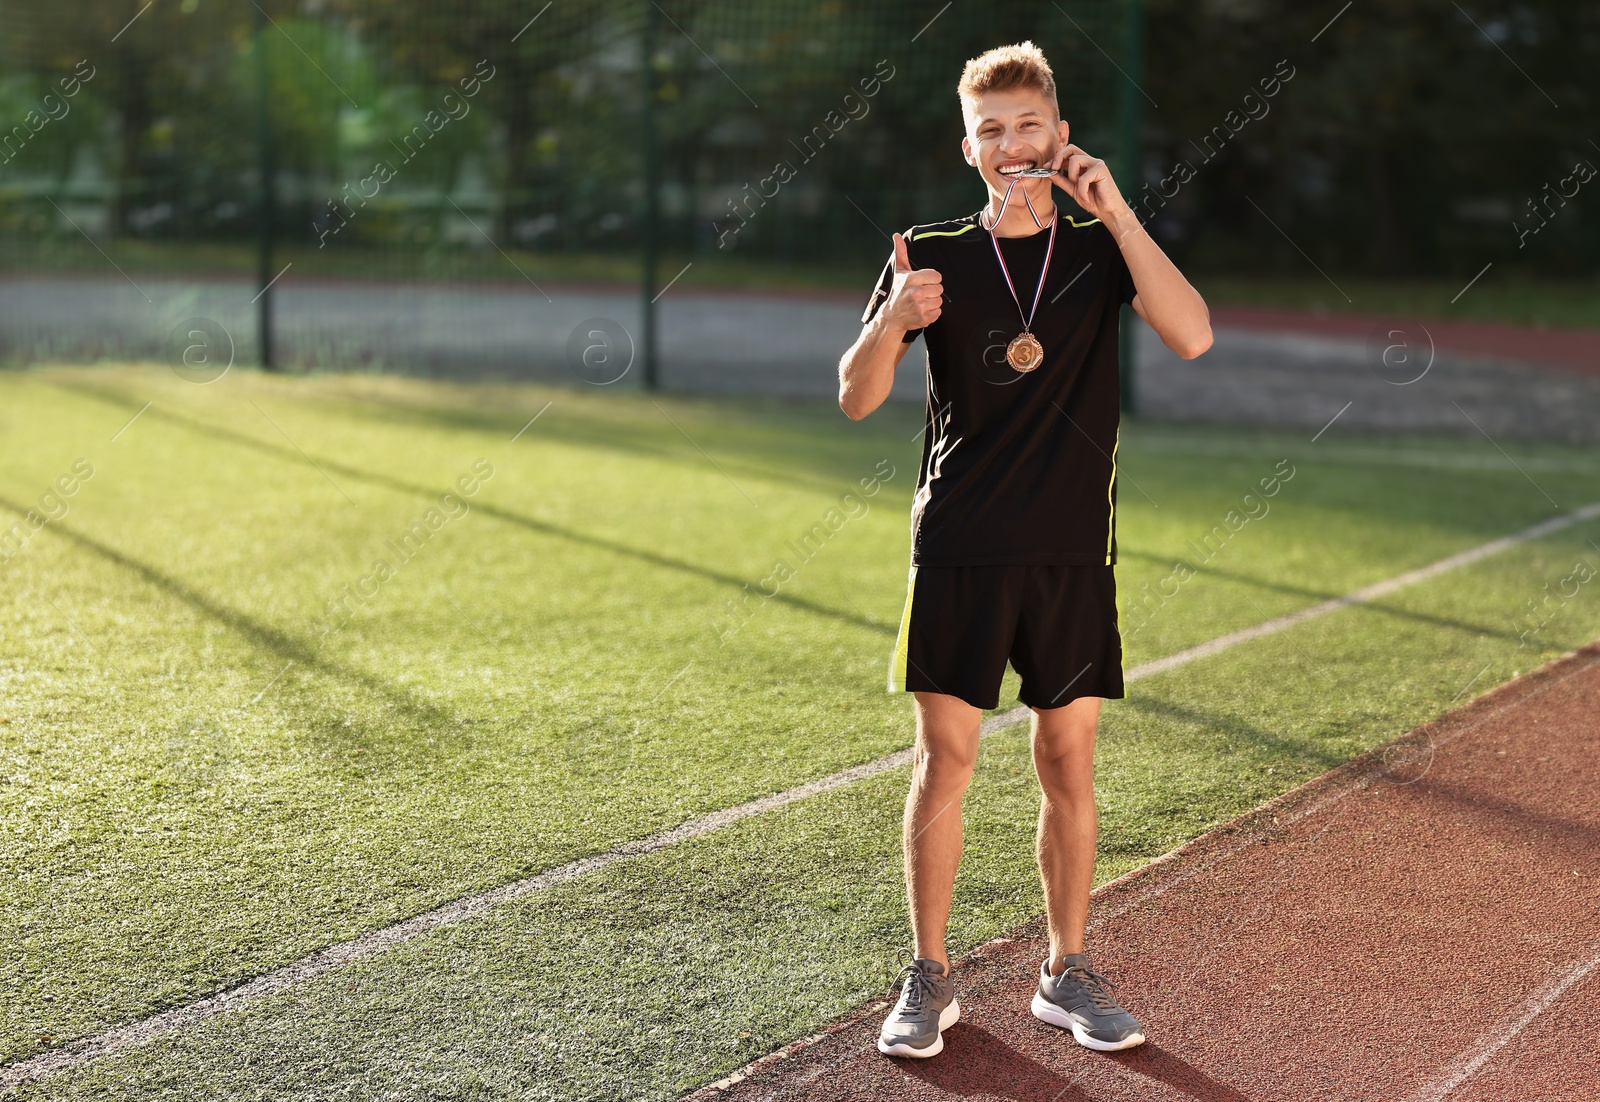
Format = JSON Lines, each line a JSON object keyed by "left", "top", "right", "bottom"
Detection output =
{"left": 839, "top": 42, "right": 1211, "bottom": 1059}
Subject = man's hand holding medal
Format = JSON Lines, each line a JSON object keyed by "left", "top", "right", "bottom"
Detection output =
{"left": 1043, "top": 143, "right": 1129, "bottom": 224}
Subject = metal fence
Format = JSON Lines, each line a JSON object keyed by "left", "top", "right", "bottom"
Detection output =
{"left": 0, "top": 0, "right": 1141, "bottom": 384}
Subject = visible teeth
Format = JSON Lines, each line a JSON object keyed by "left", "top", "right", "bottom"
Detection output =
{"left": 998, "top": 163, "right": 1033, "bottom": 175}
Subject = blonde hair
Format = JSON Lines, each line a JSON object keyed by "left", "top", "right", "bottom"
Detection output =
{"left": 957, "top": 41, "right": 1060, "bottom": 122}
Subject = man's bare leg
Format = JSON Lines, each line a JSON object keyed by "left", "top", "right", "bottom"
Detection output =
{"left": 1031, "top": 695, "right": 1101, "bottom": 974}
{"left": 904, "top": 691, "right": 982, "bottom": 969}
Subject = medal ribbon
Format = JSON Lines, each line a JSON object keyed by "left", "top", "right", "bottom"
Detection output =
{"left": 985, "top": 173, "right": 1057, "bottom": 337}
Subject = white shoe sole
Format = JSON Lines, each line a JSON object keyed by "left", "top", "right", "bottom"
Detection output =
{"left": 877, "top": 997, "right": 961, "bottom": 1058}
{"left": 1030, "top": 992, "right": 1145, "bottom": 1052}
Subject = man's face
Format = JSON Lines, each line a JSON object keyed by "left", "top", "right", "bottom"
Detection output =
{"left": 961, "top": 88, "right": 1070, "bottom": 202}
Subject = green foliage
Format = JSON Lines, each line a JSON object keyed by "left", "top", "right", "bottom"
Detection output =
{"left": 0, "top": 0, "right": 1133, "bottom": 262}
{"left": 1144, "top": 0, "right": 1599, "bottom": 277}
{"left": 3, "top": 0, "right": 1594, "bottom": 279}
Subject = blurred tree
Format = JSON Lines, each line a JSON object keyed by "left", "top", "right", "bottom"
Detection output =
{"left": 350, "top": 0, "right": 620, "bottom": 244}
{"left": 1144, "top": 0, "right": 1599, "bottom": 277}
{"left": 3, "top": 0, "right": 1589, "bottom": 277}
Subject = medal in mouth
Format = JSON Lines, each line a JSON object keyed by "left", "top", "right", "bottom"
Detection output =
{"left": 987, "top": 155, "right": 1060, "bottom": 235}
{"left": 998, "top": 163, "right": 1059, "bottom": 178}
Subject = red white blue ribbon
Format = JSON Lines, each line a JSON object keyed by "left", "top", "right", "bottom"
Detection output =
{"left": 985, "top": 173, "right": 1056, "bottom": 337}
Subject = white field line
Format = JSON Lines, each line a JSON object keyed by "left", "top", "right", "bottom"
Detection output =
{"left": 5, "top": 503, "right": 1599, "bottom": 1087}
{"left": 1127, "top": 501, "right": 1600, "bottom": 678}
{"left": 0, "top": 750, "right": 918, "bottom": 1088}
{"left": 979, "top": 500, "right": 1600, "bottom": 731}
{"left": 1408, "top": 941, "right": 1600, "bottom": 1102}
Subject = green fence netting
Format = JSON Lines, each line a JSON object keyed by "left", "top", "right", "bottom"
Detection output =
{"left": 0, "top": 0, "right": 1140, "bottom": 380}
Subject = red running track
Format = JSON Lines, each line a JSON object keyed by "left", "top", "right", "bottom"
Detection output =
{"left": 689, "top": 643, "right": 1600, "bottom": 1102}
{"left": 1208, "top": 307, "right": 1600, "bottom": 380}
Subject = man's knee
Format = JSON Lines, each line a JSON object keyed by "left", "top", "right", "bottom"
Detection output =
{"left": 912, "top": 692, "right": 981, "bottom": 783}
{"left": 914, "top": 737, "right": 978, "bottom": 784}
{"left": 1031, "top": 732, "right": 1094, "bottom": 803}
{"left": 1035, "top": 762, "right": 1093, "bottom": 806}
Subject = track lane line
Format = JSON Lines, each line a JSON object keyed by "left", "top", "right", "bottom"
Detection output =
{"left": 1408, "top": 942, "right": 1600, "bottom": 1102}
{"left": 5, "top": 502, "right": 1599, "bottom": 1087}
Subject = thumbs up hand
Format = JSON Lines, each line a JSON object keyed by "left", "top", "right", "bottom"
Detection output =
{"left": 892, "top": 231, "right": 913, "bottom": 274}
{"left": 885, "top": 231, "right": 943, "bottom": 332}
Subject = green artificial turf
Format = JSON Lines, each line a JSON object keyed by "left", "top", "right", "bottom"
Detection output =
{"left": 2, "top": 364, "right": 1598, "bottom": 1099}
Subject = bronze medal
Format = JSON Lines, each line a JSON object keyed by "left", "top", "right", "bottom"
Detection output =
{"left": 1006, "top": 331, "right": 1044, "bottom": 372}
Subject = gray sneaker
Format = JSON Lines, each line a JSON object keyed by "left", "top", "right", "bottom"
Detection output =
{"left": 1031, "top": 952, "right": 1145, "bottom": 1051}
{"left": 877, "top": 956, "right": 960, "bottom": 1058}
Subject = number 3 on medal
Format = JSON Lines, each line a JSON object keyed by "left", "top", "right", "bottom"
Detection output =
{"left": 1006, "top": 332, "right": 1043, "bottom": 372}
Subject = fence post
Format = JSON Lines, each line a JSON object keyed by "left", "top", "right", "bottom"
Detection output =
{"left": 253, "top": 1, "right": 277, "bottom": 371}
{"left": 1116, "top": 0, "right": 1143, "bottom": 415}
{"left": 640, "top": 1, "right": 661, "bottom": 390}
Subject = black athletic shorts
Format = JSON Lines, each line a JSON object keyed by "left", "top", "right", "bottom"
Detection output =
{"left": 887, "top": 564, "right": 1124, "bottom": 711}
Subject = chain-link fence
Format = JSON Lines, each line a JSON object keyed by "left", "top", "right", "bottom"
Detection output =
{"left": 0, "top": 0, "right": 1141, "bottom": 382}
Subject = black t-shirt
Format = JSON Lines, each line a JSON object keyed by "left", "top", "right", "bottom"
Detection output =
{"left": 861, "top": 207, "right": 1136, "bottom": 567}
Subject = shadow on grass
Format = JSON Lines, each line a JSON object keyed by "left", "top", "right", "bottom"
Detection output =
{"left": 0, "top": 491, "right": 468, "bottom": 750}
{"left": 1118, "top": 693, "right": 1352, "bottom": 776}
{"left": 304, "top": 381, "right": 919, "bottom": 499}
{"left": 43, "top": 377, "right": 896, "bottom": 639}
{"left": 1116, "top": 547, "right": 1534, "bottom": 649}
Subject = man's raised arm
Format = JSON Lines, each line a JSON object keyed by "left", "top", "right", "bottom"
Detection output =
{"left": 1051, "top": 144, "right": 1213, "bottom": 361}
{"left": 839, "top": 232, "right": 942, "bottom": 420}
